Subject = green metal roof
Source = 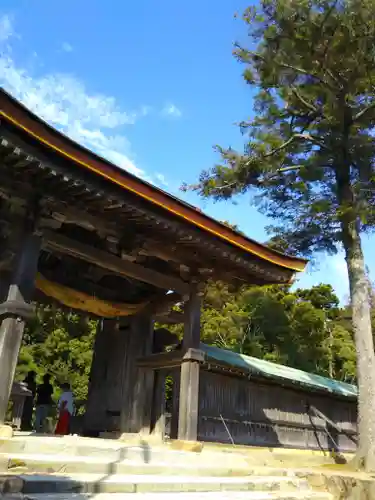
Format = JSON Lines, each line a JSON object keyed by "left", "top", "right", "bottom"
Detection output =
{"left": 200, "top": 343, "right": 357, "bottom": 399}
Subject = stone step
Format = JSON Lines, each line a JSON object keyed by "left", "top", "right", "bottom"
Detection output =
{"left": 0, "top": 436, "right": 158, "bottom": 460}
{"left": 1, "top": 452, "right": 262, "bottom": 476}
{"left": 0, "top": 473, "right": 312, "bottom": 495}
{"left": 0, "top": 435, "right": 347, "bottom": 470}
{"left": 0, "top": 437, "right": 250, "bottom": 468}
{"left": 5, "top": 492, "right": 333, "bottom": 500}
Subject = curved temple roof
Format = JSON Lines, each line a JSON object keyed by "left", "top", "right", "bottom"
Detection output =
{"left": 0, "top": 88, "right": 307, "bottom": 274}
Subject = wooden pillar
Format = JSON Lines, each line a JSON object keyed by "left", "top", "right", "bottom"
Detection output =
{"left": 150, "top": 370, "right": 166, "bottom": 440}
{"left": 84, "top": 319, "right": 118, "bottom": 434}
{"left": 120, "top": 313, "right": 154, "bottom": 435}
{"left": 85, "top": 315, "right": 154, "bottom": 436}
{"left": 11, "top": 394, "right": 25, "bottom": 430}
{"left": 0, "top": 232, "right": 41, "bottom": 425}
{"left": 177, "top": 290, "right": 204, "bottom": 442}
{"left": 170, "top": 369, "right": 180, "bottom": 439}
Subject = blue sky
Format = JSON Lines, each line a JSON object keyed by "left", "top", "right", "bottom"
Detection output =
{"left": 0, "top": 0, "right": 374, "bottom": 303}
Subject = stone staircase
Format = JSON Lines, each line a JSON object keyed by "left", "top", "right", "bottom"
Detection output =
{"left": 0, "top": 434, "right": 335, "bottom": 499}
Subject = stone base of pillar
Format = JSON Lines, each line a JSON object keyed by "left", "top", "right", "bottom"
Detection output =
{"left": 0, "top": 424, "right": 13, "bottom": 439}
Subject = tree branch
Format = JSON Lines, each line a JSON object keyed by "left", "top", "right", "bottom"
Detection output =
{"left": 290, "top": 85, "right": 318, "bottom": 113}
{"left": 262, "top": 135, "right": 297, "bottom": 158}
{"left": 325, "top": 68, "right": 342, "bottom": 87}
{"left": 353, "top": 102, "right": 375, "bottom": 121}
{"left": 253, "top": 51, "right": 337, "bottom": 90}
{"left": 277, "top": 165, "right": 307, "bottom": 173}
{"left": 279, "top": 61, "right": 332, "bottom": 87}
{"left": 264, "top": 164, "right": 317, "bottom": 182}
{"left": 214, "top": 181, "right": 239, "bottom": 191}
{"left": 260, "top": 133, "right": 328, "bottom": 160}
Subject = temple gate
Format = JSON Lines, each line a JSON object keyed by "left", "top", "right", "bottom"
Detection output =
{"left": 0, "top": 89, "right": 307, "bottom": 443}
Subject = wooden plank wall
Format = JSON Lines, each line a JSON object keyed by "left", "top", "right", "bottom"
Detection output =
{"left": 84, "top": 315, "right": 154, "bottom": 435}
{"left": 84, "top": 319, "right": 127, "bottom": 433}
{"left": 120, "top": 314, "right": 154, "bottom": 434}
{"left": 197, "top": 370, "right": 357, "bottom": 453}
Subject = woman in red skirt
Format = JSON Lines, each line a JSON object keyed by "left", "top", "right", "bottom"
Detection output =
{"left": 55, "top": 383, "right": 74, "bottom": 435}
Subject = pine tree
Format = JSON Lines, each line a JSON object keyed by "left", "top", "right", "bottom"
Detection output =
{"left": 186, "top": 0, "right": 375, "bottom": 470}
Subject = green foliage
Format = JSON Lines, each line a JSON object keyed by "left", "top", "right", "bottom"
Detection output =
{"left": 295, "top": 284, "right": 340, "bottom": 317}
{"left": 16, "top": 306, "right": 97, "bottom": 410}
{"left": 185, "top": 0, "right": 375, "bottom": 255}
{"left": 198, "top": 281, "right": 356, "bottom": 381}
{"left": 325, "top": 323, "right": 357, "bottom": 383}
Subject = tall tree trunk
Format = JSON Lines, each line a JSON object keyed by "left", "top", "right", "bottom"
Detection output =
{"left": 335, "top": 117, "right": 375, "bottom": 470}
{"left": 341, "top": 215, "right": 375, "bottom": 471}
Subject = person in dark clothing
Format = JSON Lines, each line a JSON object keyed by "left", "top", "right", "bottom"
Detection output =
{"left": 35, "top": 374, "right": 54, "bottom": 432}
{"left": 21, "top": 371, "right": 37, "bottom": 431}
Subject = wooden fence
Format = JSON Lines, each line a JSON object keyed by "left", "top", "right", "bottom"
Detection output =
{"left": 160, "top": 366, "right": 357, "bottom": 453}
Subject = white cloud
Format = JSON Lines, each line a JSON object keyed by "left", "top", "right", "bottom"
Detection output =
{"left": 61, "top": 42, "right": 73, "bottom": 53}
{"left": 0, "top": 14, "right": 156, "bottom": 181}
{"left": 155, "top": 173, "right": 169, "bottom": 187}
{"left": 162, "top": 103, "right": 182, "bottom": 118}
{"left": 0, "top": 14, "right": 13, "bottom": 42}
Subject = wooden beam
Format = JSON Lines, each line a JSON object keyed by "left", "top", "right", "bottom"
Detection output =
{"left": 139, "top": 242, "right": 194, "bottom": 266}
{"left": 0, "top": 172, "right": 119, "bottom": 238}
{"left": 137, "top": 350, "right": 184, "bottom": 369}
{"left": 49, "top": 208, "right": 119, "bottom": 236}
{"left": 145, "top": 291, "right": 181, "bottom": 314}
{"left": 141, "top": 242, "right": 247, "bottom": 283}
{"left": 0, "top": 203, "right": 267, "bottom": 288}
{"left": 154, "top": 310, "right": 184, "bottom": 324}
{"left": 42, "top": 230, "right": 190, "bottom": 294}
{"left": 37, "top": 265, "right": 148, "bottom": 308}
{"left": 153, "top": 328, "right": 179, "bottom": 352}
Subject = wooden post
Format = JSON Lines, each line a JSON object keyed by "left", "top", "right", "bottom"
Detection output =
{"left": 0, "top": 232, "right": 41, "bottom": 425}
{"left": 177, "top": 290, "right": 204, "bottom": 442}
{"left": 84, "top": 319, "right": 118, "bottom": 434}
{"left": 170, "top": 369, "right": 180, "bottom": 439}
{"left": 150, "top": 370, "right": 166, "bottom": 440}
{"left": 120, "top": 313, "right": 154, "bottom": 435}
{"left": 11, "top": 394, "right": 25, "bottom": 430}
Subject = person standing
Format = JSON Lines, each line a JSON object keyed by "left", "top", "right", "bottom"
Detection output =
{"left": 55, "top": 383, "right": 74, "bottom": 435}
{"left": 35, "top": 374, "right": 54, "bottom": 433}
{"left": 21, "top": 371, "right": 37, "bottom": 431}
